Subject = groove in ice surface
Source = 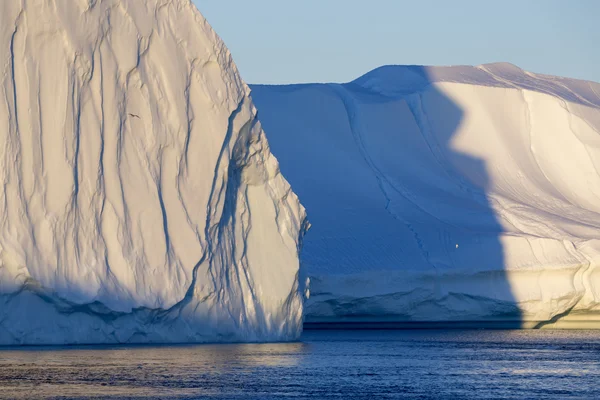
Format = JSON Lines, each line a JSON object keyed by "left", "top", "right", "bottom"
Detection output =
{"left": 0, "top": 0, "right": 307, "bottom": 345}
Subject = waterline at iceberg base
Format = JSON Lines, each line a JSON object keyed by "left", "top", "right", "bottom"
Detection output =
{"left": 250, "top": 63, "right": 600, "bottom": 329}
{"left": 0, "top": 0, "right": 307, "bottom": 345}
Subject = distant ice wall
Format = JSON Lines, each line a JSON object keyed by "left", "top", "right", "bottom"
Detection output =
{"left": 251, "top": 63, "right": 600, "bottom": 328}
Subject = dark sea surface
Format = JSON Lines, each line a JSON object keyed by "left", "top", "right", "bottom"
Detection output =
{"left": 0, "top": 330, "right": 599, "bottom": 399}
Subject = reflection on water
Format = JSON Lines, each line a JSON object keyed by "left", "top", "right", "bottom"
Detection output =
{"left": 1, "top": 330, "right": 600, "bottom": 399}
{"left": 0, "top": 342, "right": 307, "bottom": 399}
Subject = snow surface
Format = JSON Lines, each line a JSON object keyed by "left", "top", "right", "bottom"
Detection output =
{"left": 250, "top": 63, "right": 600, "bottom": 328}
{"left": 0, "top": 0, "right": 307, "bottom": 345}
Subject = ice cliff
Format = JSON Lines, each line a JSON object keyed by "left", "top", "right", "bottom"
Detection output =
{"left": 250, "top": 63, "right": 600, "bottom": 328}
{"left": 0, "top": 0, "right": 307, "bottom": 345}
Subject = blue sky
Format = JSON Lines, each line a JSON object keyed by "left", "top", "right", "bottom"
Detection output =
{"left": 194, "top": 0, "right": 599, "bottom": 84}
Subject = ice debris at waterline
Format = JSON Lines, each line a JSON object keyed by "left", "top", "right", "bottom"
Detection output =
{"left": 0, "top": 0, "right": 308, "bottom": 345}
{"left": 251, "top": 63, "right": 600, "bottom": 329}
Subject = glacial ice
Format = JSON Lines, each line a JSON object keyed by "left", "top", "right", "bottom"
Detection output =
{"left": 250, "top": 63, "right": 600, "bottom": 328}
{"left": 0, "top": 0, "right": 307, "bottom": 345}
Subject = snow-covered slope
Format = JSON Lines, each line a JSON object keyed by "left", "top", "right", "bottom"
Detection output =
{"left": 250, "top": 63, "right": 600, "bottom": 328}
{"left": 0, "top": 0, "right": 307, "bottom": 345}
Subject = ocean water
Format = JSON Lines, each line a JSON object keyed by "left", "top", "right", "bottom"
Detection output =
{"left": 0, "top": 330, "right": 599, "bottom": 399}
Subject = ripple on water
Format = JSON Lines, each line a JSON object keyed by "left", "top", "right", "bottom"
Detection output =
{"left": 0, "top": 330, "right": 599, "bottom": 399}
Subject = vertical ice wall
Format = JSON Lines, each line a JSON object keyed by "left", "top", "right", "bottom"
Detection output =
{"left": 0, "top": 0, "right": 308, "bottom": 344}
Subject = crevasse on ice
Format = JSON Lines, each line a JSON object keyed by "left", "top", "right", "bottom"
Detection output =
{"left": 251, "top": 63, "right": 600, "bottom": 328}
{"left": 0, "top": 0, "right": 307, "bottom": 345}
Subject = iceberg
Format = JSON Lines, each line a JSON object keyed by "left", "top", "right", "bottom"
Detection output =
{"left": 250, "top": 63, "right": 600, "bottom": 328}
{"left": 0, "top": 0, "right": 307, "bottom": 345}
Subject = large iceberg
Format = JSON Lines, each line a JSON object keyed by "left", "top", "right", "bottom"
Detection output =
{"left": 0, "top": 0, "right": 307, "bottom": 345}
{"left": 250, "top": 63, "right": 600, "bottom": 328}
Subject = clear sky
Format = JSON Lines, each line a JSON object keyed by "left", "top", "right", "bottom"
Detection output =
{"left": 194, "top": 0, "right": 599, "bottom": 85}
